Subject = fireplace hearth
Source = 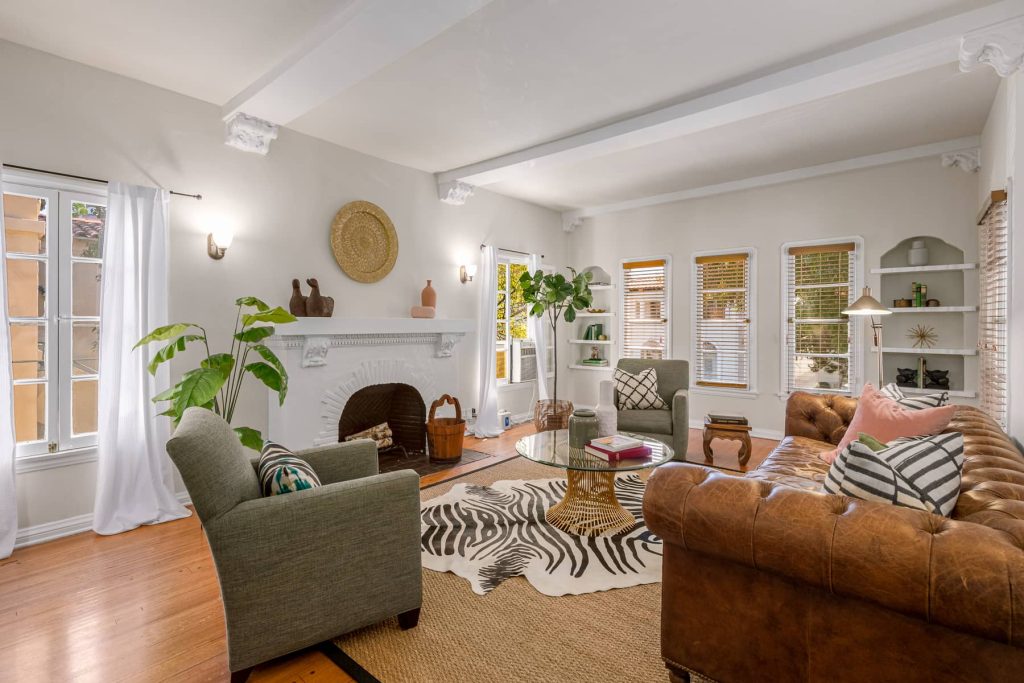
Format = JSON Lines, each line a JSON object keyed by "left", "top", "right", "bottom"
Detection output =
{"left": 339, "top": 383, "right": 426, "bottom": 455}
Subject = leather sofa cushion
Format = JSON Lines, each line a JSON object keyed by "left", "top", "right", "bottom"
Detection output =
{"left": 618, "top": 408, "right": 672, "bottom": 435}
{"left": 745, "top": 436, "right": 831, "bottom": 492}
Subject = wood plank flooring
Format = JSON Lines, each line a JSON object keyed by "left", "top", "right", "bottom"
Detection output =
{"left": 0, "top": 425, "right": 776, "bottom": 682}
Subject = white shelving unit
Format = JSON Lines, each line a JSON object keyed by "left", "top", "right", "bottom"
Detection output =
{"left": 887, "top": 306, "right": 976, "bottom": 314}
{"left": 871, "top": 263, "right": 977, "bottom": 275}
{"left": 568, "top": 280, "right": 615, "bottom": 372}
{"left": 568, "top": 339, "right": 613, "bottom": 345}
{"left": 902, "top": 387, "right": 976, "bottom": 398}
{"left": 872, "top": 347, "right": 977, "bottom": 356}
{"left": 574, "top": 312, "right": 614, "bottom": 318}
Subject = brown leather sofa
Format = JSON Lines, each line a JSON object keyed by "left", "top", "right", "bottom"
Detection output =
{"left": 644, "top": 391, "right": 1024, "bottom": 683}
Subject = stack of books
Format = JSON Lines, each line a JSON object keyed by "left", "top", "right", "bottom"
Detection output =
{"left": 579, "top": 358, "right": 609, "bottom": 367}
{"left": 585, "top": 435, "right": 652, "bottom": 461}
{"left": 705, "top": 413, "right": 748, "bottom": 426}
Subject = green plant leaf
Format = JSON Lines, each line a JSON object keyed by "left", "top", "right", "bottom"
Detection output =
{"left": 564, "top": 307, "right": 577, "bottom": 323}
{"left": 152, "top": 385, "right": 180, "bottom": 403}
{"left": 242, "top": 307, "right": 297, "bottom": 327}
{"left": 234, "top": 426, "right": 264, "bottom": 451}
{"left": 134, "top": 323, "right": 198, "bottom": 349}
{"left": 244, "top": 362, "right": 286, "bottom": 404}
{"left": 235, "top": 326, "right": 275, "bottom": 343}
{"left": 147, "top": 334, "right": 204, "bottom": 375}
{"left": 201, "top": 353, "right": 235, "bottom": 379}
{"left": 251, "top": 344, "right": 286, "bottom": 376}
{"left": 235, "top": 296, "right": 270, "bottom": 311}
{"left": 173, "top": 368, "right": 228, "bottom": 419}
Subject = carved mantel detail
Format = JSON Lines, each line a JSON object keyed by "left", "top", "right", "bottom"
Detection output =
{"left": 224, "top": 112, "right": 280, "bottom": 155}
{"left": 941, "top": 148, "right": 982, "bottom": 173}
{"left": 960, "top": 16, "right": 1024, "bottom": 77}
{"left": 273, "top": 331, "right": 467, "bottom": 367}
{"left": 438, "top": 180, "right": 475, "bottom": 205}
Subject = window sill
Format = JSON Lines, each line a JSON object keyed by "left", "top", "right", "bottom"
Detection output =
{"left": 775, "top": 388, "right": 854, "bottom": 401}
{"left": 16, "top": 446, "right": 98, "bottom": 474}
{"left": 690, "top": 387, "right": 760, "bottom": 400}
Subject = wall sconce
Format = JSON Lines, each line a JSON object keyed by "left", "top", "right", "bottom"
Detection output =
{"left": 207, "top": 229, "right": 234, "bottom": 260}
{"left": 459, "top": 264, "right": 477, "bottom": 283}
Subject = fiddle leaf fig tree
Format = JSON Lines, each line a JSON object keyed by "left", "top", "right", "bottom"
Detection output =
{"left": 518, "top": 267, "right": 594, "bottom": 401}
{"left": 135, "top": 296, "right": 297, "bottom": 450}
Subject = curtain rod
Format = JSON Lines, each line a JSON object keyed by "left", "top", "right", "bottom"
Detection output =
{"left": 2, "top": 163, "right": 202, "bottom": 200}
{"left": 480, "top": 243, "right": 544, "bottom": 258}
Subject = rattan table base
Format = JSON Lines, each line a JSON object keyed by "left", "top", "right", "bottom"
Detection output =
{"left": 545, "top": 469, "right": 636, "bottom": 536}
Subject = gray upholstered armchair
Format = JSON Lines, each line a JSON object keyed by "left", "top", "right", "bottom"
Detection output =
{"left": 601, "top": 358, "right": 689, "bottom": 460}
{"left": 166, "top": 408, "right": 422, "bottom": 682}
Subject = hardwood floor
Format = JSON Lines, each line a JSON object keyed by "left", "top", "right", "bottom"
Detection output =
{"left": 0, "top": 425, "right": 776, "bottom": 682}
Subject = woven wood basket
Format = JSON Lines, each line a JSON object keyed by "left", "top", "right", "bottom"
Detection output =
{"left": 427, "top": 394, "right": 465, "bottom": 462}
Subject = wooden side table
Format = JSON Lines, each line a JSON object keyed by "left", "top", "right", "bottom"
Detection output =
{"left": 703, "top": 419, "right": 753, "bottom": 467}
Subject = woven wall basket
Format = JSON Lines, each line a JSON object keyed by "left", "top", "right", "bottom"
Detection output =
{"left": 331, "top": 200, "right": 399, "bottom": 283}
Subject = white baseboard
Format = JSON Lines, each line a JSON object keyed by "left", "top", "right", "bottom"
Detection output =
{"left": 14, "top": 490, "right": 194, "bottom": 550}
{"left": 689, "top": 419, "right": 784, "bottom": 442}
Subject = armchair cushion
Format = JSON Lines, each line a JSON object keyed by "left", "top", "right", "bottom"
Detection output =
{"left": 614, "top": 367, "right": 667, "bottom": 410}
{"left": 258, "top": 441, "right": 321, "bottom": 496}
{"left": 618, "top": 408, "right": 672, "bottom": 435}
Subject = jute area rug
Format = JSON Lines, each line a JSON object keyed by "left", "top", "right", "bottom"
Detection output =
{"left": 333, "top": 457, "right": 668, "bottom": 683}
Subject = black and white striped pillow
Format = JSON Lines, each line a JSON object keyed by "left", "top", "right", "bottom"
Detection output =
{"left": 258, "top": 441, "right": 321, "bottom": 496}
{"left": 824, "top": 432, "right": 964, "bottom": 516}
{"left": 880, "top": 383, "right": 949, "bottom": 410}
{"left": 614, "top": 367, "right": 667, "bottom": 410}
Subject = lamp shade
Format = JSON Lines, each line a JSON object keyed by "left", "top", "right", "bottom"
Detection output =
{"left": 842, "top": 287, "right": 891, "bottom": 316}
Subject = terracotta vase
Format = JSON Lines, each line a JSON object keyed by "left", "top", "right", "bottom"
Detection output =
{"left": 421, "top": 280, "right": 437, "bottom": 308}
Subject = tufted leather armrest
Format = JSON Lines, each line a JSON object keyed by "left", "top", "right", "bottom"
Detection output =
{"left": 784, "top": 391, "right": 858, "bottom": 445}
{"left": 644, "top": 462, "right": 1024, "bottom": 647}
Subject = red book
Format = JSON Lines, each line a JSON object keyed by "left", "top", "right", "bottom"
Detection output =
{"left": 585, "top": 444, "right": 652, "bottom": 461}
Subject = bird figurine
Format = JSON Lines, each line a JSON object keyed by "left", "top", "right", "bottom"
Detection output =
{"left": 305, "top": 278, "right": 335, "bottom": 317}
{"left": 289, "top": 278, "right": 308, "bottom": 316}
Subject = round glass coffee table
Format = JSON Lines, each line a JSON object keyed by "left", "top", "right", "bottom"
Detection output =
{"left": 516, "top": 430, "right": 674, "bottom": 536}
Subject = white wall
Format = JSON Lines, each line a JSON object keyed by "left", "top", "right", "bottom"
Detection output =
{"left": 0, "top": 39, "right": 566, "bottom": 534}
{"left": 568, "top": 158, "right": 980, "bottom": 436}
{"left": 979, "top": 72, "right": 1024, "bottom": 443}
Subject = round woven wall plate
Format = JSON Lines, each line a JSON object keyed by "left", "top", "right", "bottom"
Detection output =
{"left": 331, "top": 200, "right": 399, "bottom": 283}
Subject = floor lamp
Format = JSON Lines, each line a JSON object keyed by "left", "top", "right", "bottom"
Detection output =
{"left": 842, "top": 287, "right": 892, "bottom": 387}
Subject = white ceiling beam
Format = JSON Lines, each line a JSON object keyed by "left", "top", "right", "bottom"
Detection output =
{"left": 223, "top": 0, "right": 495, "bottom": 125}
{"left": 439, "top": 1, "right": 1024, "bottom": 188}
{"left": 561, "top": 137, "right": 981, "bottom": 225}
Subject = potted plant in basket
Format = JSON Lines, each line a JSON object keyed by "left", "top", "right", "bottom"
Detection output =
{"left": 135, "top": 296, "right": 297, "bottom": 450}
{"left": 519, "top": 267, "right": 594, "bottom": 431}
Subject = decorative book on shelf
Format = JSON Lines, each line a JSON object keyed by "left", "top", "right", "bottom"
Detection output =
{"left": 706, "top": 413, "right": 748, "bottom": 426}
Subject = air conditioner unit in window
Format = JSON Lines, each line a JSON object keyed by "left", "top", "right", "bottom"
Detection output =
{"left": 511, "top": 340, "right": 537, "bottom": 383}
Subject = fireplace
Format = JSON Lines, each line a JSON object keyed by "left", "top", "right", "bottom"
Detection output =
{"left": 338, "top": 383, "right": 426, "bottom": 454}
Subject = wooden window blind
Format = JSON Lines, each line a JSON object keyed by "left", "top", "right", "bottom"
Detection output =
{"left": 978, "top": 192, "right": 1008, "bottom": 428}
{"left": 694, "top": 252, "right": 751, "bottom": 388}
{"left": 784, "top": 242, "right": 857, "bottom": 393}
{"left": 621, "top": 258, "right": 668, "bottom": 360}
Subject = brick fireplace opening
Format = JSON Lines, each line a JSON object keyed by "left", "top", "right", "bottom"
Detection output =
{"left": 338, "top": 383, "right": 426, "bottom": 455}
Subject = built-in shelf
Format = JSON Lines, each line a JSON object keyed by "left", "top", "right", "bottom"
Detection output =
{"left": 870, "top": 263, "right": 977, "bottom": 275}
{"left": 872, "top": 347, "right": 977, "bottom": 356}
{"left": 569, "top": 339, "right": 613, "bottom": 345}
{"left": 568, "top": 364, "right": 612, "bottom": 372}
{"left": 899, "top": 386, "right": 977, "bottom": 398}
{"left": 574, "top": 312, "right": 614, "bottom": 318}
{"left": 886, "top": 306, "right": 977, "bottom": 314}
{"left": 589, "top": 284, "right": 615, "bottom": 290}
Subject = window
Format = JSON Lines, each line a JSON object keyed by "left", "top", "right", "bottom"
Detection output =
{"left": 693, "top": 251, "right": 753, "bottom": 390}
{"left": 621, "top": 258, "right": 669, "bottom": 360}
{"left": 783, "top": 240, "right": 859, "bottom": 394}
{"left": 978, "top": 193, "right": 1008, "bottom": 428}
{"left": 496, "top": 253, "right": 530, "bottom": 384}
{"left": 3, "top": 178, "right": 105, "bottom": 458}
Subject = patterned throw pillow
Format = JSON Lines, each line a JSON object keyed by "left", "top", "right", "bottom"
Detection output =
{"left": 824, "top": 432, "right": 965, "bottom": 516}
{"left": 258, "top": 441, "right": 321, "bottom": 496}
{"left": 614, "top": 367, "right": 667, "bottom": 410}
{"left": 879, "top": 382, "right": 949, "bottom": 410}
{"left": 345, "top": 422, "right": 394, "bottom": 449}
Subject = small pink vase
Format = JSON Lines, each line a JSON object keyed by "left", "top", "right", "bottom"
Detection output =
{"left": 421, "top": 280, "right": 437, "bottom": 308}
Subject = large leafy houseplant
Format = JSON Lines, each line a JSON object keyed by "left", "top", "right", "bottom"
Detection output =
{"left": 519, "top": 267, "right": 593, "bottom": 409}
{"left": 135, "top": 296, "right": 297, "bottom": 450}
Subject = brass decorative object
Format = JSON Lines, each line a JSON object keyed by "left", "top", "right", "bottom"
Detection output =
{"left": 907, "top": 324, "right": 938, "bottom": 348}
{"left": 545, "top": 466, "right": 636, "bottom": 536}
{"left": 331, "top": 200, "right": 398, "bottom": 283}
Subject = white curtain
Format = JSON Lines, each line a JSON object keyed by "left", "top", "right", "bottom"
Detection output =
{"left": 93, "top": 183, "right": 190, "bottom": 535}
{"left": 527, "top": 253, "right": 550, "bottom": 401}
{"left": 473, "top": 245, "right": 502, "bottom": 437}
{"left": 0, "top": 173, "right": 18, "bottom": 557}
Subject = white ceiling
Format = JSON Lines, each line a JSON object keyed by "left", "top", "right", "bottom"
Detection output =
{"left": 0, "top": 0, "right": 1005, "bottom": 212}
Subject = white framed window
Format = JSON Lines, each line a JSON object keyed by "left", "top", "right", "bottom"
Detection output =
{"left": 496, "top": 252, "right": 531, "bottom": 385}
{"left": 3, "top": 175, "right": 105, "bottom": 462}
{"left": 781, "top": 238, "right": 862, "bottom": 395}
{"left": 621, "top": 257, "right": 670, "bottom": 360}
{"left": 692, "top": 250, "right": 755, "bottom": 392}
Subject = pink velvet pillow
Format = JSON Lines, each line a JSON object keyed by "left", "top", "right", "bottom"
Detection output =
{"left": 820, "top": 383, "right": 956, "bottom": 464}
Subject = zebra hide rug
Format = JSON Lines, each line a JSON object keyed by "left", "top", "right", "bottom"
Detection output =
{"left": 420, "top": 475, "right": 662, "bottom": 596}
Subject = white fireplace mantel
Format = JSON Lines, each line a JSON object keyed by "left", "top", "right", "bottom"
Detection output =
{"left": 266, "top": 317, "right": 475, "bottom": 449}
